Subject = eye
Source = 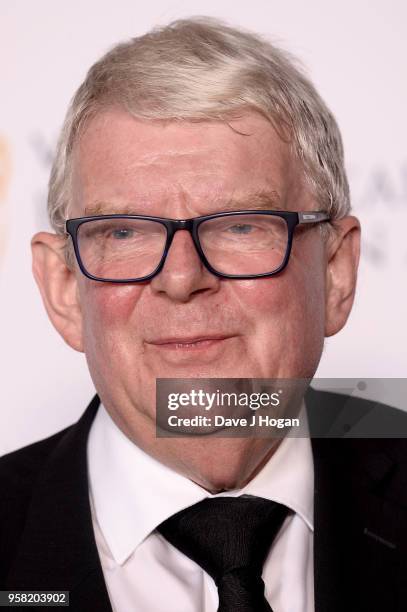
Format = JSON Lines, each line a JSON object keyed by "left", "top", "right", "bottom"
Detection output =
{"left": 111, "top": 228, "right": 135, "bottom": 240}
{"left": 227, "top": 224, "right": 253, "bottom": 235}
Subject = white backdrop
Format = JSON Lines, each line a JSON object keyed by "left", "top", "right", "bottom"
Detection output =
{"left": 1, "top": 0, "right": 406, "bottom": 454}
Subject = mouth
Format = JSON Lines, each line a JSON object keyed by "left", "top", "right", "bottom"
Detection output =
{"left": 147, "top": 334, "right": 234, "bottom": 350}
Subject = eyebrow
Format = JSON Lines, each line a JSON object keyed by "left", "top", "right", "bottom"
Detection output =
{"left": 83, "top": 190, "right": 283, "bottom": 217}
{"left": 219, "top": 190, "right": 282, "bottom": 212}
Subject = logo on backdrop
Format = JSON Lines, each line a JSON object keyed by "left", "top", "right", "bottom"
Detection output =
{"left": 29, "top": 133, "right": 55, "bottom": 229}
{"left": 0, "top": 135, "right": 12, "bottom": 265}
{"left": 348, "top": 163, "right": 407, "bottom": 266}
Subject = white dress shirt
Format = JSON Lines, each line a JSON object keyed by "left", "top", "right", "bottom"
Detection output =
{"left": 87, "top": 404, "right": 314, "bottom": 612}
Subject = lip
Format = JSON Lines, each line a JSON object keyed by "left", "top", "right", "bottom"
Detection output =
{"left": 147, "top": 334, "right": 234, "bottom": 349}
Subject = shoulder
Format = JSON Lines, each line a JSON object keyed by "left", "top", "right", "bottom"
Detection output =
{"left": 0, "top": 427, "right": 72, "bottom": 504}
{"left": 0, "top": 397, "right": 100, "bottom": 586}
{"left": 305, "top": 390, "right": 407, "bottom": 523}
{"left": 0, "top": 395, "right": 100, "bottom": 505}
{"left": 0, "top": 426, "right": 74, "bottom": 585}
{"left": 306, "top": 386, "right": 407, "bottom": 440}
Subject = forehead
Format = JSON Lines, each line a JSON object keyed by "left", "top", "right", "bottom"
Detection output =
{"left": 70, "top": 108, "right": 304, "bottom": 216}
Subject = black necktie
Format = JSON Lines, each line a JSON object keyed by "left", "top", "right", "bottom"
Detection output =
{"left": 157, "top": 495, "right": 290, "bottom": 612}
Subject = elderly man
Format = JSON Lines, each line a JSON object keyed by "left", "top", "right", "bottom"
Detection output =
{"left": 1, "top": 17, "right": 407, "bottom": 612}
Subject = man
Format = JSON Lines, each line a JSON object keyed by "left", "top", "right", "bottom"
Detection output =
{"left": 1, "top": 17, "right": 407, "bottom": 612}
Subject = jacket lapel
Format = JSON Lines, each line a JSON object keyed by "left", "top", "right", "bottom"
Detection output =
{"left": 6, "top": 396, "right": 112, "bottom": 612}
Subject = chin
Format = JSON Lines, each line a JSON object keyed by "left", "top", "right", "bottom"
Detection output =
{"left": 193, "top": 471, "right": 243, "bottom": 494}
{"left": 183, "top": 438, "right": 274, "bottom": 493}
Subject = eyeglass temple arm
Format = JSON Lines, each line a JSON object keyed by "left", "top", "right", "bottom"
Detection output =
{"left": 298, "top": 212, "right": 330, "bottom": 224}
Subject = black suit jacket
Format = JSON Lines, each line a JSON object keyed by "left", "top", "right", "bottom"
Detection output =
{"left": 1, "top": 390, "right": 407, "bottom": 611}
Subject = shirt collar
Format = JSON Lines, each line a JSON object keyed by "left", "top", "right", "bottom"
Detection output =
{"left": 87, "top": 403, "right": 314, "bottom": 565}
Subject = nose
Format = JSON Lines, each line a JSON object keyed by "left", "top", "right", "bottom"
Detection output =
{"left": 150, "top": 230, "right": 220, "bottom": 302}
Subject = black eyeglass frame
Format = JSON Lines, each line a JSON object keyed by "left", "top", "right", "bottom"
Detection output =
{"left": 65, "top": 210, "right": 330, "bottom": 283}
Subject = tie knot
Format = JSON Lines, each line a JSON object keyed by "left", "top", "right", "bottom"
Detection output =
{"left": 157, "top": 495, "right": 289, "bottom": 582}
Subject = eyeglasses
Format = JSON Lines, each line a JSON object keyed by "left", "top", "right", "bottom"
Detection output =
{"left": 65, "top": 210, "right": 330, "bottom": 283}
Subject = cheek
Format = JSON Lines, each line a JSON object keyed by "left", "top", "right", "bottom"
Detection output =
{"left": 228, "top": 241, "right": 326, "bottom": 373}
{"left": 229, "top": 234, "right": 326, "bottom": 318}
{"left": 229, "top": 274, "right": 311, "bottom": 320}
{"left": 80, "top": 282, "right": 146, "bottom": 346}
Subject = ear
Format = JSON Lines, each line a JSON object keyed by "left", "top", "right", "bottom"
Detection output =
{"left": 31, "top": 232, "right": 84, "bottom": 352}
{"left": 325, "top": 216, "right": 361, "bottom": 337}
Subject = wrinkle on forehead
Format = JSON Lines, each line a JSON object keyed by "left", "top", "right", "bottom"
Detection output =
{"left": 71, "top": 109, "right": 309, "bottom": 219}
{"left": 134, "top": 147, "right": 216, "bottom": 166}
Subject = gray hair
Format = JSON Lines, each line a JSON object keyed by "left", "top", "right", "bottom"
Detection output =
{"left": 48, "top": 16, "right": 350, "bottom": 234}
